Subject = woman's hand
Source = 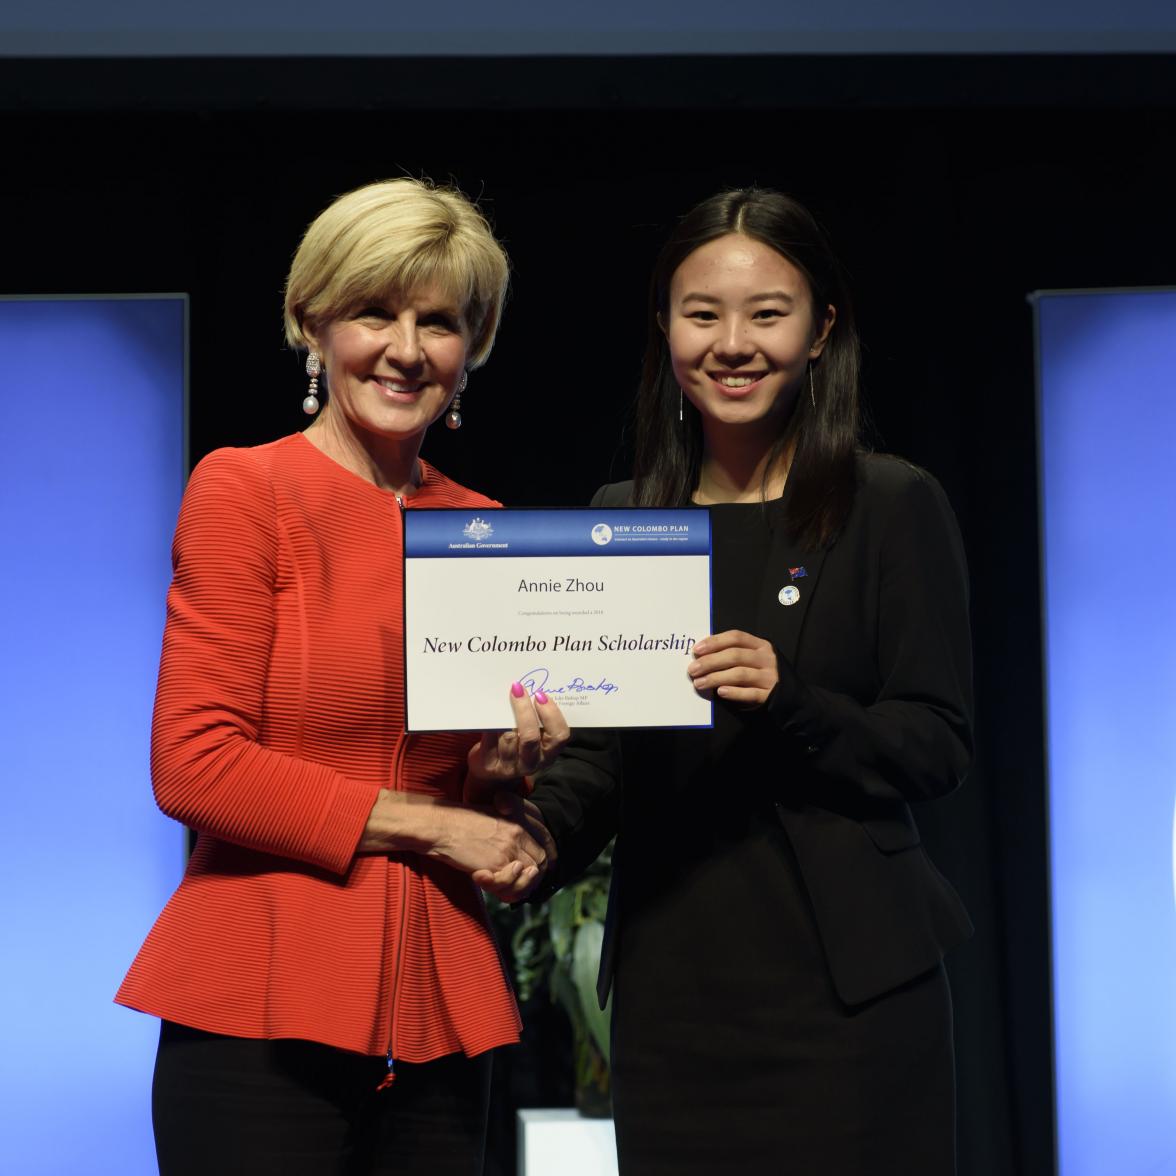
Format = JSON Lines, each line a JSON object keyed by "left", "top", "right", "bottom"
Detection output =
{"left": 428, "top": 799, "right": 555, "bottom": 901}
{"left": 466, "top": 683, "right": 571, "bottom": 790}
{"left": 359, "top": 789, "right": 554, "bottom": 901}
{"left": 471, "top": 792, "right": 558, "bottom": 902}
{"left": 688, "top": 630, "right": 780, "bottom": 707}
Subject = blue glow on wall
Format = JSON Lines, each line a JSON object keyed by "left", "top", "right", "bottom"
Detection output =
{"left": 0, "top": 297, "right": 186, "bottom": 1175}
{"left": 1037, "top": 288, "right": 1176, "bottom": 1176}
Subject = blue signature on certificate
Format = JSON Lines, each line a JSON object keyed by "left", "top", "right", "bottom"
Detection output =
{"left": 520, "top": 667, "right": 620, "bottom": 697}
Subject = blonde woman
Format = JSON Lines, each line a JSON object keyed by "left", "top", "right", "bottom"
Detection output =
{"left": 118, "top": 179, "right": 565, "bottom": 1176}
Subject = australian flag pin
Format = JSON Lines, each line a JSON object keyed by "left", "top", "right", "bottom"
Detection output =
{"left": 788, "top": 566, "right": 807, "bottom": 580}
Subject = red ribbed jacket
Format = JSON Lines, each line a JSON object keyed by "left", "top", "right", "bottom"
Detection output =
{"left": 116, "top": 434, "right": 521, "bottom": 1060}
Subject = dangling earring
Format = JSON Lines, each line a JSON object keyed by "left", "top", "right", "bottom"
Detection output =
{"left": 679, "top": 387, "right": 684, "bottom": 423}
{"left": 303, "top": 352, "right": 321, "bottom": 415}
{"left": 446, "top": 371, "right": 468, "bottom": 430}
{"left": 808, "top": 363, "right": 817, "bottom": 410}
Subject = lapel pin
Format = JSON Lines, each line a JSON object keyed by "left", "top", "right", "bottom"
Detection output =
{"left": 778, "top": 585, "right": 801, "bottom": 607}
{"left": 788, "top": 566, "right": 808, "bottom": 580}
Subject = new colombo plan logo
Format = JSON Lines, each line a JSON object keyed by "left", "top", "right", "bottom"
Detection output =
{"left": 463, "top": 517, "right": 494, "bottom": 541}
{"left": 590, "top": 523, "right": 613, "bottom": 546}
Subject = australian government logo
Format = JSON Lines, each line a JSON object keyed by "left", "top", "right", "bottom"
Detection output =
{"left": 463, "top": 517, "right": 494, "bottom": 541}
{"left": 448, "top": 516, "right": 508, "bottom": 551}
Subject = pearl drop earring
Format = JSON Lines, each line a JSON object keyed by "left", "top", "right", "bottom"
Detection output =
{"left": 303, "top": 352, "right": 321, "bottom": 415}
{"left": 446, "top": 371, "right": 468, "bottom": 430}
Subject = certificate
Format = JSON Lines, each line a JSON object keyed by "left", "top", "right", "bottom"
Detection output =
{"left": 404, "top": 508, "right": 712, "bottom": 731}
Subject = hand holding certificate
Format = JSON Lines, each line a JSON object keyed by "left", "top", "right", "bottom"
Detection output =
{"left": 404, "top": 508, "right": 713, "bottom": 731}
{"left": 464, "top": 681, "right": 570, "bottom": 797}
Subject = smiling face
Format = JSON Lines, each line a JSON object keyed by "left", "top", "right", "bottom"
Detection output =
{"left": 664, "top": 233, "right": 834, "bottom": 442}
{"left": 306, "top": 284, "right": 470, "bottom": 447}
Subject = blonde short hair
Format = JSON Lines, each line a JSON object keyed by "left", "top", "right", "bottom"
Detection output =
{"left": 283, "top": 178, "right": 510, "bottom": 369}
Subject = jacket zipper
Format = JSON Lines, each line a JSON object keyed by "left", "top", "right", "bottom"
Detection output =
{"left": 379, "top": 493, "right": 411, "bottom": 1091}
{"left": 379, "top": 730, "right": 412, "bottom": 1089}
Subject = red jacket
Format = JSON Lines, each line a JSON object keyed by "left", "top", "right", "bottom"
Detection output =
{"left": 117, "top": 434, "right": 520, "bottom": 1060}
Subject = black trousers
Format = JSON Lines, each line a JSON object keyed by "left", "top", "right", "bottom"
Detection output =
{"left": 152, "top": 1021, "right": 492, "bottom": 1176}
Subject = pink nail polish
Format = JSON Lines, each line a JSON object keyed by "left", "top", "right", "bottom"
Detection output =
{"left": 511, "top": 681, "right": 526, "bottom": 698}
{"left": 534, "top": 690, "right": 549, "bottom": 705}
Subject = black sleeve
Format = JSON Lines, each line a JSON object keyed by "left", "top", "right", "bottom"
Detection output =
{"left": 530, "top": 726, "right": 622, "bottom": 896}
{"left": 767, "top": 468, "right": 974, "bottom": 806}
{"left": 527, "top": 481, "right": 627, "bottom": 894}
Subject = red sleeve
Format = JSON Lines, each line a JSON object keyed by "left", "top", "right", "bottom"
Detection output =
{"left": 149, "top": 448, "right": 379, "bottom": 873}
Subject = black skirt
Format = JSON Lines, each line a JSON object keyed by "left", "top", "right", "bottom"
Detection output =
{"left": 608, "top": 820, "right": 955, "bottom": 1175}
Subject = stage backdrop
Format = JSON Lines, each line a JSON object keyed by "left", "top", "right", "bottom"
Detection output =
{"left": 1036, "top": 287, "right": 1176, "bottom": 1176}
{"left": 2, "top": 0, "right": 1175, "bottom": 55}
{"left": 0, "top": 297, "right": 186, "bottom": 1175}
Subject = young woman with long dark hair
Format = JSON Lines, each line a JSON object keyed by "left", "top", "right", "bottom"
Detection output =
{"left": 532, "top": 188, "right": 973, "bottom": 1174}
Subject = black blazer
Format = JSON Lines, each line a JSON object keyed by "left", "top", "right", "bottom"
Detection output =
{"left": 532, "top": 454, "right": 974, "bottom": 1008}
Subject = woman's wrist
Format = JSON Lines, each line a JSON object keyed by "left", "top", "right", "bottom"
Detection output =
{"left": 358, "top": 789, "right": 449, "bottom": 854}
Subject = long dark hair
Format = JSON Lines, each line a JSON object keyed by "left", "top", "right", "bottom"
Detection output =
{"left": 633, "top": 188, "right": 861, "bottom": 549}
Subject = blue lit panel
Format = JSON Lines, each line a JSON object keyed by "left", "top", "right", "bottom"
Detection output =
{"left": 1037, "top": 288, "right": 1176, "bottom": 1176}
{"left": 0, "top": 298, "right": 186, "bottom": 1175}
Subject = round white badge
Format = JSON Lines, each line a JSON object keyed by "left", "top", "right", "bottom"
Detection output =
{"left": 778, "top": 585, "right": 801, "bottom": 607}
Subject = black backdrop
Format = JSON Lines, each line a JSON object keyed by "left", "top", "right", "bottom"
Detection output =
{"left": 7, "top": 54, "right": 1175, "bottom": 1176}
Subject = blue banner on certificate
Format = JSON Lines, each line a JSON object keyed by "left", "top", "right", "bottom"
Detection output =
{"left": 404, "top": 509, "right": 713, "bottom": 731}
